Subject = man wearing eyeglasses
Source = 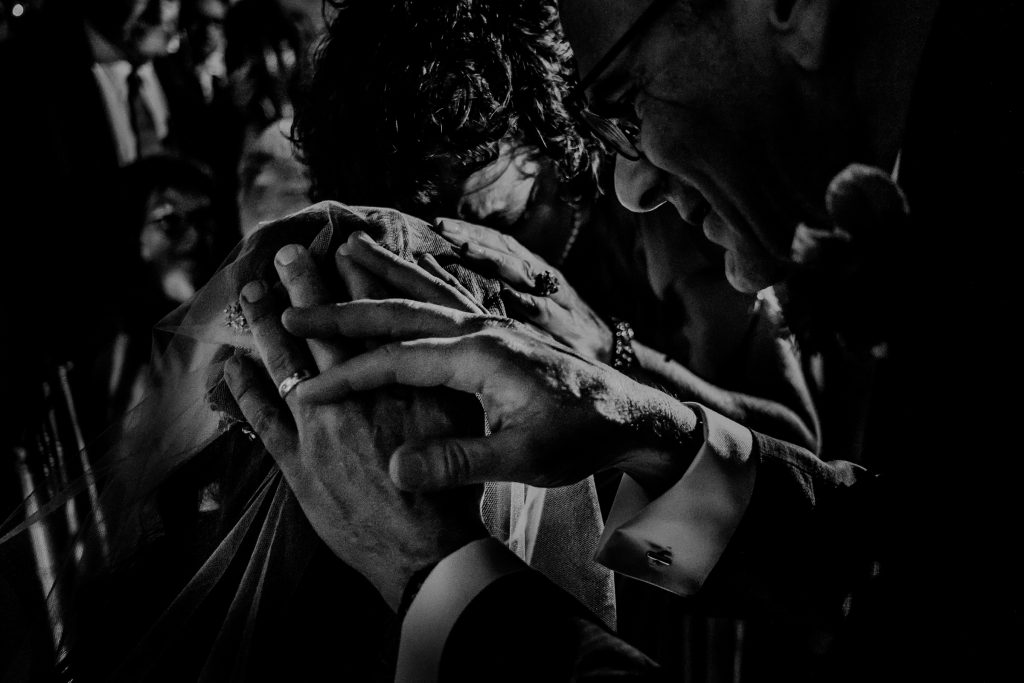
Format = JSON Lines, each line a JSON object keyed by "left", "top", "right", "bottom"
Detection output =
{"left": 224, "top": 0, "right": 1020, "bottom": 680}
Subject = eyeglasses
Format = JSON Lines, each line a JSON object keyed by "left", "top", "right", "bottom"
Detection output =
{"left": 566, "top": 0, "right": 677, "bottom": 161}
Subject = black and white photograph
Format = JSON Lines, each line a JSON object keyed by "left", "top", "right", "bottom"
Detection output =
{"left": 0, "top": 0, "right": 1020, "bottom": 680}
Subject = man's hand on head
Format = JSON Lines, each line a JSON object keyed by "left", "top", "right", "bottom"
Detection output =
{"left": 223, "top": 243, "right": 487, "bottom": 611}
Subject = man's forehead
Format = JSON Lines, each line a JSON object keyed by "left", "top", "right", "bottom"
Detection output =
{"left": 560, "top": 0, "right": 654, "bottom": 75}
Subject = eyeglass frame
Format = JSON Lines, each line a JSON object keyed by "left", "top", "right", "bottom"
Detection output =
{"left": 565, "top": 0, "right": 677, "bottom": 161}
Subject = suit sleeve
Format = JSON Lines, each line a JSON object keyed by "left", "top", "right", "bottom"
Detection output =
{"left": 598, "top": 404, "right": 878, "bottom": 624}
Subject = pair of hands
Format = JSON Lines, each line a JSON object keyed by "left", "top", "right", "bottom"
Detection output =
{"left": 224, "top": 226, "right": 702, "bottom": 610}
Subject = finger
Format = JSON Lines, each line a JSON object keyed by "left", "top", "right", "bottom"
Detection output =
{"left": 336, "top": 242, "right": 391, "bottom": 300}
{"left": 283, "top": 299, "right": 475, "bottom": 342}
{"left": 239, "top": 280, "right": 317, "bottom": 407}
{"left": 435, "top": 217, "right": 537, "bottom": 262}
{"left": 223, "top": 352, "right": 298, "bottom": 458}
{"left": 293, "top": 336, "right": 488, "bottom": 402}
{"left": 388, "top": 436, "right": 506, "bottom": 491}
{"left": 457, "top": 241, "right": 539, "bottom": 292}
{"left": 416, "top": 253, "right": 487, "bottom": 314}
{"left": 345, "top": 231, "right": 481, "bottom": 313}
{"left": 274, "top": 244, "right": 345, "bottom": 369}
{"left": 500, "top": 285, "right": 545, "bottom": 322}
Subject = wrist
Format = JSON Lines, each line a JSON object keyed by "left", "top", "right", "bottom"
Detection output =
{"left": 611, "top": 389, "right": 704, "bottom": 496}
{"left": 397, "top": 560, "right": 438, "bottom": 619}
{"left": 375, "top": 525, "right": 487, "bottom": 612}
{"left": 608, "top": 317, "right": 638, "bottom": 371}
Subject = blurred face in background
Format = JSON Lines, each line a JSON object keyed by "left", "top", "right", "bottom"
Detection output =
{"left": 140, "top": 184, "right": 217, "bottom": 302}
{"left": 189, "top": 0, "right": 227, "bottom": 64}
{"left": 126, "top": 0, "right": 181, "bottom": 59}
{"left": 237, "top": 118, "right": 311, "bottom": 237}
{"left": 237, "top": 154, "right": 310, "bottom": 238}
{"left": 276, "top": 0, "right": 328, "bottom": 45}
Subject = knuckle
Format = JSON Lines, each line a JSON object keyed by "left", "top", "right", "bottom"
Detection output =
{"left": 265, "top": 348, "right": 296, "bottom": 378}
{"left": 244, "top": 298, "right": 277, "bottom": 326}
{"left": 499, "top": 232, "right": 520, "bottom": 252}
{"left": 247, "top": 401, "right": 281, "bottom": 441}
{"left": 440, "top": 441, "right": 473, "bottom": 485}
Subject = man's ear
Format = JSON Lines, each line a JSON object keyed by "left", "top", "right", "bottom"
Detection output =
{"left": 768, "top": 0, "right": 836, "bottom": 71}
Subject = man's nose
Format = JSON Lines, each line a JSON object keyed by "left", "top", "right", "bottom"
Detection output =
{"left": 614, "top": 155, "right": 668, "bottom": 213}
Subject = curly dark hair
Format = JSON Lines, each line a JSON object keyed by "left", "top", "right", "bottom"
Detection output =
{"left": 292, "top": 0, "right": 599, "bottom": 216}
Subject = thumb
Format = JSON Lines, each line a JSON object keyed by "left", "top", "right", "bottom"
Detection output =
{"left": 388, "top": 436, "right": 508, "bottom": 491}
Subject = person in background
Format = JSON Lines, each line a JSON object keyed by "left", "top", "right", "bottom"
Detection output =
{"left": 0, "top": 0, "right": 217, "bottom": 446}
{"left": 180, "top": 0, "right": 227, "bottom": 105}
{"left": 236, "top": 117, "right": 312, "bottom": 238}
{"left": 98, "top": 154, "right": 228, "bottom": 422}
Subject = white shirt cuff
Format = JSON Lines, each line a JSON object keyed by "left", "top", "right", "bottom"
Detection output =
{"left": 396, "top": 537, "right": 527, "bottom": 683}
{"left": 596, "top": 403, "right": 756, "bottom": 595}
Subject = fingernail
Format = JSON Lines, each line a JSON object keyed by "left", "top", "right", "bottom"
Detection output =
{"left": 241, "top": 280, "right": 266, "bottom": 303}
{"left": 353, "top": 230, "right": 374, "bottom": 243}
{"left": 337, "top": 242, "right": 351, "bottom": 257}
{"left": 276, "top": 244, "right": 301, "bottom": 266}
{"left": 390, "top": 452, "right": 427, "bottom": 490}
{"left": 438, "top": 218, "right": 459, "bottom": 234}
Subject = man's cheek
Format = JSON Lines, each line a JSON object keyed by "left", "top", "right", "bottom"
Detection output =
{"left": 642, "top": 110, "right": 694, "bottom": 174}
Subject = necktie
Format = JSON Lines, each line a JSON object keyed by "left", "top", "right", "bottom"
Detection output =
{"left": 127, "top": 66, "right": 163, "bottom": 160}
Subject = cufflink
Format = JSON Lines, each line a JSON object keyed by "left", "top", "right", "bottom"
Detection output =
{"left": 646, "top": 548, "right": 672, "bottom": 568}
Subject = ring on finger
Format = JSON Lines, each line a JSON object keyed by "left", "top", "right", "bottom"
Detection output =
{"left": 533, "top": 270, "right": 560, "bottom": 297}
{"left": 278, "top": 369, "right": 313, "bottom": 399}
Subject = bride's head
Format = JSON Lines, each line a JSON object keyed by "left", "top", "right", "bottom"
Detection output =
{"left": 293, "top": 0, "right": 601, "bottom": 262}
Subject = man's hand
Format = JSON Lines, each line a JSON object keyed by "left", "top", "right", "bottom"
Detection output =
{"left": 434, "top": 218, "right": 615, "bottom": 363}
{"left": 223, "top": 244, "right": 486, "bottom": 611}
{"left": 283, "top": 299, "right": 704, "bottom": 495}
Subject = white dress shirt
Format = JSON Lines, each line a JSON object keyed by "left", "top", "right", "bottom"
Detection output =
{"left": 91, "top": 60, "right": 170, "bottom": 166}
{"left": 397, "top": 403, "right": 756, "bottom": 682}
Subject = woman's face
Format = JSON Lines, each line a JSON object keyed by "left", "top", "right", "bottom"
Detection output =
{"left": 456, "top": 141, "right": 577, "bottom": 263}
{"left": 140, "top": 185, "right": 216, "bottom": 302}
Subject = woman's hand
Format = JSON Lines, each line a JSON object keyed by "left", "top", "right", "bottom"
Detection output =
{"left": 283, "top": 299, "right": 704, "bottom": 495}
{"left": 434, "top": 218, "right": 615, "bottom": 363}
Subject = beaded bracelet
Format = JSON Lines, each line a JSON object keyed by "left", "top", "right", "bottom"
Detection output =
{"left": 609, "top": 317, "right": 637, "bottom": 372}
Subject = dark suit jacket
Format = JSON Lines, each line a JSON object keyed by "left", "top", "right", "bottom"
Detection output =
{"left": 434, "top": 2, "right": 1022, "bottom": 680}
{"left": 441, "top": 570, "right": 662, "bottom": 682}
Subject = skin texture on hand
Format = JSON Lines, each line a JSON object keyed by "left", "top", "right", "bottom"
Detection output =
{"left": 283, "top": 298, "right": 704, "bottom": 497}
{"left": 434, "top": 217, "right": 615, "bottom": 363}
{"left": 223, "top": 243, "right": 486, "bottom": 611}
